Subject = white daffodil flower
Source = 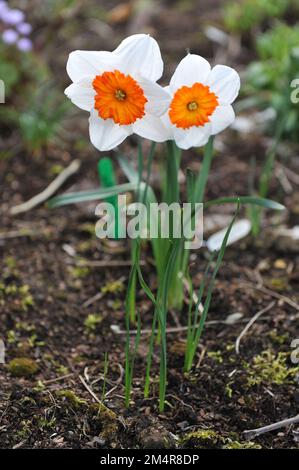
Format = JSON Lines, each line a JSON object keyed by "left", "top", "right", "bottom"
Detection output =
{"left": 162, "top": 54, "right": 240, "bottom": 150}
{"left": 65, "top": 34, "right": 171, "bottom": 151}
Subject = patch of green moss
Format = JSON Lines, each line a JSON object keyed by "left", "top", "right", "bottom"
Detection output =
{"left": 225, "top": 381, "right": 234, "bottom": 398}
{"left": 55, "top": 365, "right": 69, "bottom": 376}
{"left": 49, "top": 164, "right": 64, "bottom": 176}
{"left": 207, "top": 351, "right": 223, "bottom": 364}
{"left": 69, "top": 266, "right": 90, "bottom": 279}
{"left": 7, "top": 330, "right": 17, "bottom": 344}
{"left": 34, "top": 380, "right": 46, "bottom": 392}
{"left": 101, "top": 279, "right": 124, "bottom": 294}
{"left": 36, "top": 416, "right": 57, "bottom": 430}
{"left": 16, "top": 419, "right": 32, "bottom": 439}
{"left": 180, "top": 429, "right": 223, "bottom": 449}
{"left": 0, "top": 283, "right": 34, "bottom": 311}
{"left": 84, "top": 313, "right": 103, "bottom": 333}
{"left": 57, "top": 390, "right": 87, "bottom": 408}
{"left": 8, "top": 357, "right": 38, "bottom": 377}
{"left": 92, "top": 403, "right": 118, "bottom": 440}
{"left": 27, "top": 334, "right": 45, "bottom": 348}
{"left": 5, "top": 256, "right": 17, "bottom": 270}
{"left": 3, "top": 256, "right": 19, "bottom": 280}
{"left": 110, "top": 299, "right": 122, "bottom": 310}
{"left": 246, "top": 350, "right": 299, "bottom": 387}
{"left": 20, "top": 396, "right": 37, "bottom": 407}
{"left": 268, "top": 278, "right": 289, "bottom": 291}
{"left": 223, "top": 440, "right": 262, "bottom": 449}
{"left": 268, "top": 329, "right": 288, "bottom": 345}
{"left": 16, "top": 321, "right": 35, "bottom": 332}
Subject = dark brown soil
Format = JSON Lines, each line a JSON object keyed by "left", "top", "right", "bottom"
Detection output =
{"left": 0, "top": 0, "right": 299, "bottom": 450}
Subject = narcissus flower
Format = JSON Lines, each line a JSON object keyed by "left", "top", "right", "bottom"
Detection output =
{"left": 65, "top": 34, "right": 171, "bottom": 151}
{"left": 162, "top": 54, "right": 240, "bottom": 149}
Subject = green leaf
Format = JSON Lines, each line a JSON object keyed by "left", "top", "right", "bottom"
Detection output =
{"left": 48, "top": 183, "right": 137, "bottom": 208}
{"left": 204, "top": 196, "right": 285, "bottom": 211}
{"left": 186, "top": 168, "right": 196, "bottom": 205}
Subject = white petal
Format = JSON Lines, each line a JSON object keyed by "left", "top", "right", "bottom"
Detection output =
{"left": 132, "top": 114, "right": 171, "bottom": 142}
{"left": 170, "top": 54, "right": 211, "bottom": 92}
{"left": 113, "top": 34, "right": 163, "bottom": 82}
{"left": 89, "top": 110, "right": 132, "bottom": 151}
{"left": 161, "top": 111, "right": 173, "bottom": 132}
{"left": 136, "top": 77, "right": 171, "bottom": 116}
{"left": 64, "top": 77, "right": 95, "bottom": 111}
{"left": 210, "top": 105, "right": 235, "bottom": 135}
{"left": 173, "top": 124, "right": 211, "bottom": 150}
{"left": 207, "top": 65, "right": 240, "bottom": 105}
{"left": 66, "top": 50, "right": 119, "bottom": 83}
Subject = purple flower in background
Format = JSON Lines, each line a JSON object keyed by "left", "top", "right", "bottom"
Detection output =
{"left": 17, "top": 22, "right": 32, "bottom": 35}
{"left": 0, "top": 2, "right": 33, "bottom": 52}
{"left": 0, "top": 3, "right": 8, "bottom": 19}
{"left": 0, "top": 1, "right": 7, "bottom": 13}
{"left": 17, "top": 37, "right": 32, "bottom": 52}
{"left": 2, "top": 28, "right": 18, "bottom": 44}
{"left": 1, "top": 8, "right": 24, "bottom": 25}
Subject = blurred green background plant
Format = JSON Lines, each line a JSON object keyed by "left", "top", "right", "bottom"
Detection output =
{"left": 245, "top": 22, "right": 299, "bottom": 141}
{"left": 223, "top": 0, "right": 298, "bottom": 33}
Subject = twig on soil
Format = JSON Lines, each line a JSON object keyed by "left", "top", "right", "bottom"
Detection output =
{"left": 79, "top": 374, "right": 102, "bottom": 404}
{"left": 9, "top": 159, "right": 81, "bottom": 216}
{"left": 239, "top": 282, "right": 299, "bottom": 311}
{"left": 103, "top": 386, "right": 118, "bottom": 398}
{"left": 76, "top": 259, "right": 146, "bottom": 268}
{"left": 82, "top": 292, "right": 104, "bottom": 309}
{"left": 0, "top": 229, "right": 35, "bottom": 240}
{"left": 12, "top": 439, "right": 27, "bottom": 449}
{"left": 243, "top": 415, "right": 299, "bottom": 440}
{"left": 82, "top": 275, "right": 126, "bottom": 308}
{"left": 168, "top": 394, "right": 195, "bottom": 411}
{"left": 196, "top": 347, "right": 206, "bottom": 368}
{"left": 235, "top": 301, "right": 276, "bottom": 354}
{"left": 110, "top": 315, "right": 268, "bottom": 336}
{"left": 43, "top": 373, "right": 74, "bottom": 385}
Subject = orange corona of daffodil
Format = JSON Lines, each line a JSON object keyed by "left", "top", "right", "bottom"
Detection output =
{"left": 92, "top": 70, "right": 148, "bottom": 125}
{"left": 169, "top": 82, "right": 219, "bottom": 129}
{"left": 162, "top": 54, "right": 240, "bottom": 149}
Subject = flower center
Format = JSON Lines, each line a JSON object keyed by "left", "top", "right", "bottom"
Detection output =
{"left": 187, "top": 101, "right": 198, "bottom": 111}
{"left": 169, "top": 83, "right": 219, "bottom": 129}
{"left": 115, "top": 89, "right": 126, "bottom": 101}
{"left": 93, "top": 70, "right": 147, "bottom": 125}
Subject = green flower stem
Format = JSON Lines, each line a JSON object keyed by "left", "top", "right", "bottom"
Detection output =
{"left": 97, "top": 157, "right": 120, "bottom": 239}
{"left": 163, "top": 141, "right": 184, "bottom": 310}
{"left": 181, "top": 136, "right": 215, "bottom": 277}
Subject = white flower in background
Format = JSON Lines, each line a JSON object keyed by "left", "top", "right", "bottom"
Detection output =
{"left": 162, "top": 54, "right": 240, "bottom": 150}
{"left": 65, "top": 34, "right": 171, "bottom": 151}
